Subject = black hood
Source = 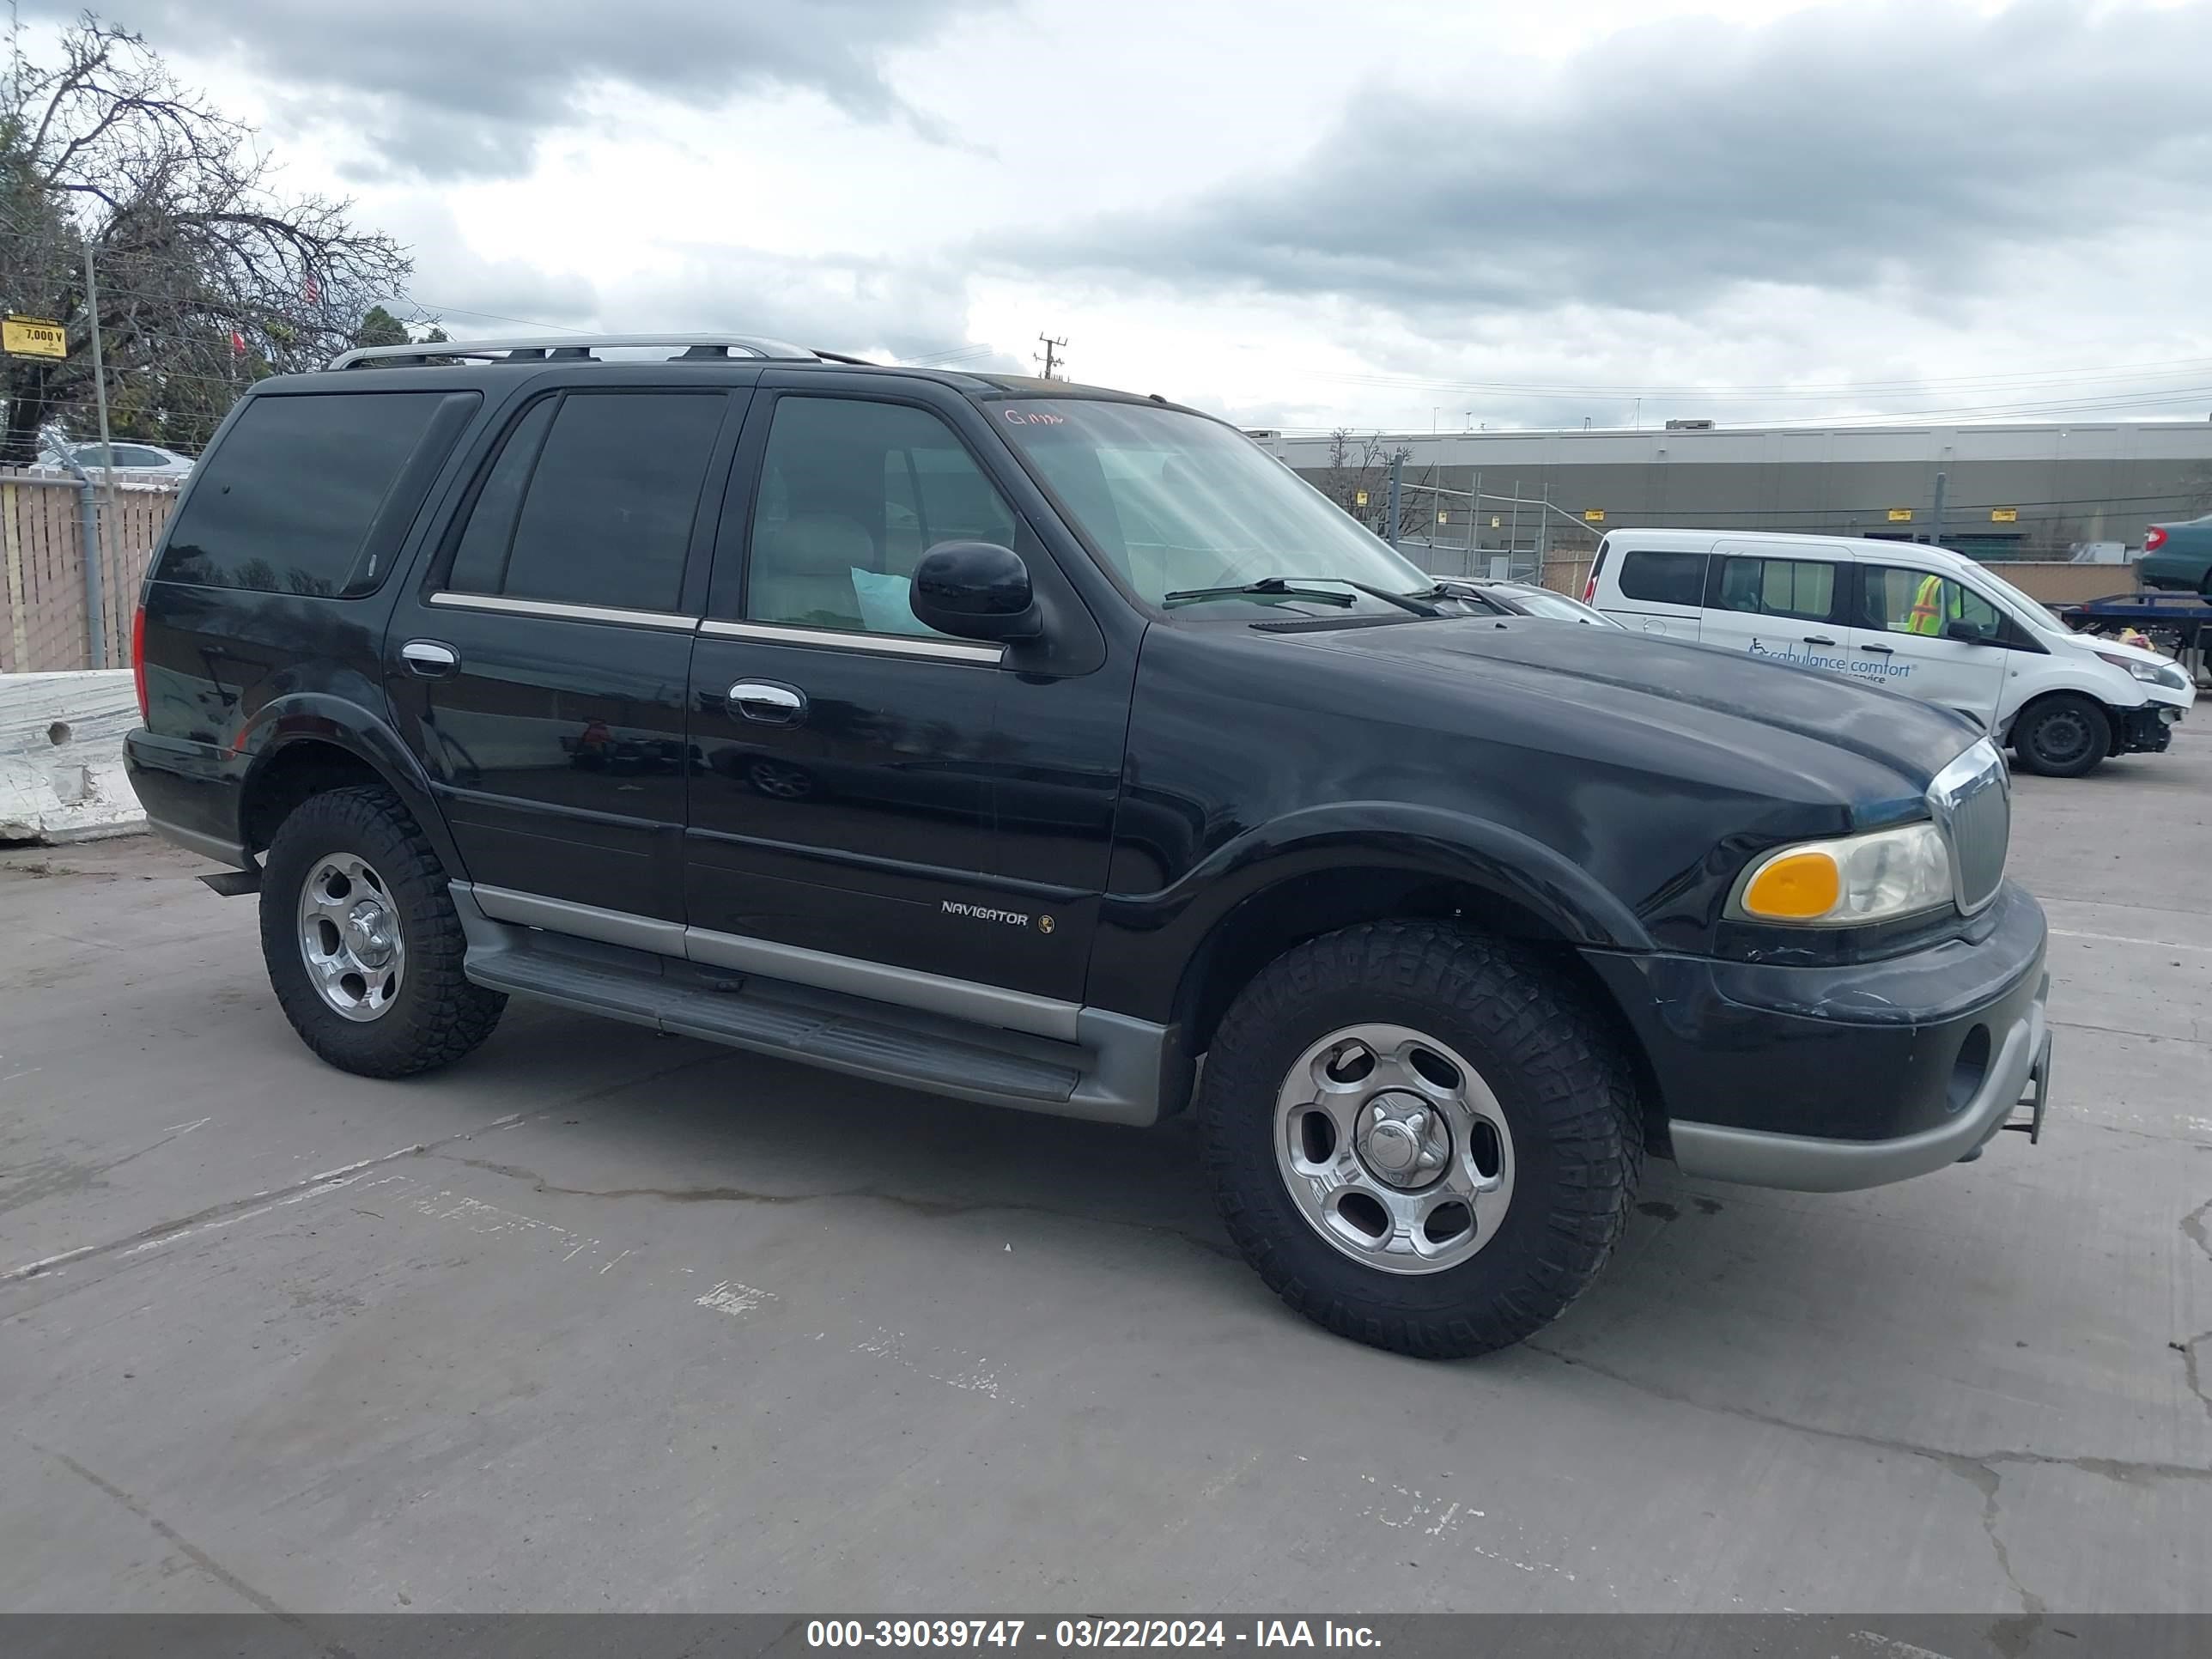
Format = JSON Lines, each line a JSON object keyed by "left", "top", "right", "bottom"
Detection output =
{"left": 1270, "top": 615, "right": 1984, "bottom": 793}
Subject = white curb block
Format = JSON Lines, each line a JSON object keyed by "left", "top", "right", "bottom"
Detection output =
{"left": 0, "top": 671, "right": 144, "bottom": 844}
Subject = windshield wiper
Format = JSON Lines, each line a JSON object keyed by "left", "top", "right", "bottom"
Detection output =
{"left": 1163, "top": 576, "right": 1446, "bottom": 616}
{"left": 1163, "top": 578, "right": 1356, "bottom": 608}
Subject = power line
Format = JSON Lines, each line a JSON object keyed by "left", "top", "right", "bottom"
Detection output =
{"left": 394, "top": 299, "right": 591, "bottom": 336}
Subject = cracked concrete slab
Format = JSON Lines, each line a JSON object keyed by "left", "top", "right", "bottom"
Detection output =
{"left": 1, "top": 732, "right": 2207, "bottom": 1614}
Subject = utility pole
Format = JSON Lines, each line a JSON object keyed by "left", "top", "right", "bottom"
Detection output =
{"left": 1385, "top": 453, "right": 1403, "bottom": 551}
{"left": 1929, "top": 471, "right": 1948, "bottom": 550}
{"left": 82, "top": 232, "right": 114, "bottom": 668}
{"left": 1035, "top": 334, "right": 1067, "bottom": 380}
{"left": 83, "top": 234, "right": 115, "bottom": 499}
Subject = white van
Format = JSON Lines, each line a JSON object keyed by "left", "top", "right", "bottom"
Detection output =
{"left": 1584, "top": 530, "right": 2195, "bottom": 776}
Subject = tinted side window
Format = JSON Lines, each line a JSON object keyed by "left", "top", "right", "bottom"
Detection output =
{"left": 447, "top": 392, "right": 724, "bottom": 613}
{"left": 744, "top": 398, "right": 1016, "bottom": 635}
{"left": 447, "top": 399, "right": 556, "bottom": 595}
{"left": 1862, "top": 567, "right": 2003, "bottom": 640}
{"left": 1708, "top": 556, "right": 1839, "bottom": 623}
{"left": 1616, "top": 549, "right": 1707, "bottom": 606}
{"left": 155, "top": 392, "right": 466, "bottom": 596}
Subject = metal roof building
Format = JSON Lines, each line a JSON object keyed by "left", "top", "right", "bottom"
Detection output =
{"left": 1252, "top": 420, "right": 2212, "bottom": 568}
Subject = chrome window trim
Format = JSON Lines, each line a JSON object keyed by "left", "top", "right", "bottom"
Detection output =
{"left": 698, "top": 617, "right": 1003, "bottom": 664}
{"left": 429, "top": 591, "right": 700, "bottom": 631}
{"left": 1926, "top": 738, "right": 2008, "bottom": 917}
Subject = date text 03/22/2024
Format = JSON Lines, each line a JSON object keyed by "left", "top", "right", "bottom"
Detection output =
{"left": 805, "top": 1622, "right": 1381, "bottom": 1650}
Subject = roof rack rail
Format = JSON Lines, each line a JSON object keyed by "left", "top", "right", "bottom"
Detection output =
{"left": 326, "top": 333, "right": 823, "bottom": 370}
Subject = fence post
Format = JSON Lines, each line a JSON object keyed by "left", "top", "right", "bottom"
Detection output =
{"left": 57, "top": 453, "right": 107, "bottom": 667}
{"left": 1386, "top": 454, "right": 1402, "bottom": 551}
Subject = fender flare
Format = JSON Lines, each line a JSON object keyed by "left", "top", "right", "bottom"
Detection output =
{"left": 235, "top": 692, "right": 469, "bottom": 878}
{"left": 1133, "top": 801, "right": 1655, "bottom": 1030}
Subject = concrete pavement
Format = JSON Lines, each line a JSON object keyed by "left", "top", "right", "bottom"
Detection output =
{"left": 2, "top": 734, "right": 2206, "bottom": 1613}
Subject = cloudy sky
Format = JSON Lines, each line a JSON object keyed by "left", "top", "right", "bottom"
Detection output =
{"left": 29, "top": 0, "right": 2212, "bottom": 432}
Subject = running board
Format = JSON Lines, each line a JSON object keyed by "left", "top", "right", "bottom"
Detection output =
{"left": 458, "top": 924, "right": 1181, "bottom": 1126}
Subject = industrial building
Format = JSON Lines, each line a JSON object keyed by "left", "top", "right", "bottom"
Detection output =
{"left": 1252, "top": 420, "right": 2212, "bottom": 575}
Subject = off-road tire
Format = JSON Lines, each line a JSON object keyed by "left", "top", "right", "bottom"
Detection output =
{"left": 259, "top": 784, "right": 505, "bottom": 1077}
{"left": 2011, "top": 693, "right": 2111, "bottom": 778}
{"left": 1196, "top": 920, "right": 1642, "bottom": 1358}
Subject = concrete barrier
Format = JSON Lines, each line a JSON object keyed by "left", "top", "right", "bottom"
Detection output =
{"left": 0, "top": 670, "right": 143, "bottom": 843}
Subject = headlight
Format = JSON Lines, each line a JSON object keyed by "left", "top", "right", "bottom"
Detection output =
{"left": 2095, "top": 649, "right": 2190, "bottom": 691}
{"left": 1728, "top": 823, "right": 1954, "bottom": 927}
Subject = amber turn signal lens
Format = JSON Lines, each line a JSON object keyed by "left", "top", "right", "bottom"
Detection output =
{"left": 1741, "top": 851, "right": 1842, "bottom": 920}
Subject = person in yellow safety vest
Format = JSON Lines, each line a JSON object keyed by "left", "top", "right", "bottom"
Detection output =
{"left": 1905, "top": 574, "right": 1948, "bottom": 635}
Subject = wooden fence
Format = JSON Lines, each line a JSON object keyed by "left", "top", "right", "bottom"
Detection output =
{"left": 0, "top": 471, "right": 179, "bottom": 672}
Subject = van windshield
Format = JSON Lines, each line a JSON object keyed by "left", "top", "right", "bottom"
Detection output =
{"left": 1965, "top": 565, "right": 2070, "bottom": 636}
{"left": 994, "top": 400, "right": 1435, "bottom": 610}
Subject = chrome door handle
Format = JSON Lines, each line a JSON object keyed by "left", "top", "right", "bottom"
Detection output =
{"left": 729, "top": 681, "right": 805, "bottom": 724}
{"left": 401, "top": 639, "right": 459, "bottom": 676}
{"left": 1860, "top": 643, "right": 1895, "bottom": 655}
{"left": 1802, "top": 635, "right": 1836, "bottom": 646}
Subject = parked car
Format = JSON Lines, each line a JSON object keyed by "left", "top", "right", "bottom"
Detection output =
{"left": 1443, "top": 579, "right": 1622, "bottom": 626}
{"left": 1584, "top": 529, "right": 2193, "bottom": 777}
{"left": 40, "top": 435, "right": 197, "bottom": 481}
{"left": 2141, "top": 513, "right": 2212, "bottom": 596}
{"left": 126, "top": 333, "right": 2051, "bottom": 1358}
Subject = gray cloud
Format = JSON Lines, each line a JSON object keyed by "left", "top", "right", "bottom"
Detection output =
{"left": 1000, "top": 3, "right": 2212, "bottom": 319}
{"left": 90, "top": 0, "right": 1003, "bottom": 179}
{"left": 385, "top": 213, "right": 1008, "bottom": 366}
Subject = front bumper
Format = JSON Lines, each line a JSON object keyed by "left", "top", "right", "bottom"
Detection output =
{"left": 1583, "top": 880, "right": 2051, "bottom": 1193}
{"left": 2118, "top": 702, "right": 2182, "bottom": 756}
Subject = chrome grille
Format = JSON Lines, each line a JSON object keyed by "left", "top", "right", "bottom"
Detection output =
{"left": 1929, "top": 742, "right": 2009, "bottom": 915}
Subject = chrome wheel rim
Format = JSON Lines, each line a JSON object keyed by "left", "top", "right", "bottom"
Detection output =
{"left": 1273, "top": 1022, "right": 1515, "bottom": 1276}
{"left": 297, "top": 854, "right": 404, "bottom": 1022}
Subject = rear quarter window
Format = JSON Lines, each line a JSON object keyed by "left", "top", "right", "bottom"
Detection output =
{"left": 155, "top": 391, "right": 476, "bottom": 597}
{"left": 1616, "top": 549, "right": 1708, "bottom": 606}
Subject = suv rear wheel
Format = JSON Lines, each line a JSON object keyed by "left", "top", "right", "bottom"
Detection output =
{"left": 1195, "top": 920, "right": 1641, "bottom": 1358}
{"left": 2011, "top": 692, "right": 2110, "bottom": 778}
{"left": 259, "top": 784, "right": 505, "bottom": 1078}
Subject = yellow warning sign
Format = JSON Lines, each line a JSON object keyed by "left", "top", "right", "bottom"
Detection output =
{"left": 3, "top": 316, "right": 67, "bottom": 359}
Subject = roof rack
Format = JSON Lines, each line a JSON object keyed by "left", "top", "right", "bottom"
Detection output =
{"left": 326, "top": 333, "right": 825, "bottom": 371}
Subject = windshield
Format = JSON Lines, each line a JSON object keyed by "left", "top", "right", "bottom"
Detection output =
{"left": 994, "top": 400, "right": 1432, "bottom": 608}
{"left": 1963, "top": 565, "right": 2070, "bottom": 636}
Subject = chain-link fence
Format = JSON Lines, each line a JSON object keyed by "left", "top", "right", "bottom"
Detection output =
{"left": 0, "top": 471, "right": 178, "bottom": 672}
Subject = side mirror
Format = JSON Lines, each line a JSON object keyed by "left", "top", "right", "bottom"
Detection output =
{"left": 910, "top": 541, "right": 1042, "bottom": 642}
{"left": 1944, "top": 618, "right": 1989, "bottom": 644}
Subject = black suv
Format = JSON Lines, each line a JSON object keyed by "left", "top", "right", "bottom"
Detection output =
{"left": 125, "top": 334, "right": 2052, "bottom": 1358}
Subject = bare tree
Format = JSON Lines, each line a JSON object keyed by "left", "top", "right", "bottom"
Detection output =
{"left": 1, "top": 15, "right": 413, "bottom": 464}
{"left": 1318, "top": 428, "right": 1443, "bottom": 544}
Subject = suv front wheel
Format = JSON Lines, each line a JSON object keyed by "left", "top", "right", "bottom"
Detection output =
{"left": 259, "top": 784, "right": 505, "bottom": 1078}
{"left": 1195, "top": 921, "right": 1641, "bottom": 1358}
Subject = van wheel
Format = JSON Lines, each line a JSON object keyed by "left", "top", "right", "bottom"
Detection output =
{"left": 1195, "top": 921, "right": 1641, "bottom": 1358}
{"left": 2012, "top": 694, "right": 2111, "bottom": 778}
{"left": 259, "top": 784, "right": 505, "bottom": 1078}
